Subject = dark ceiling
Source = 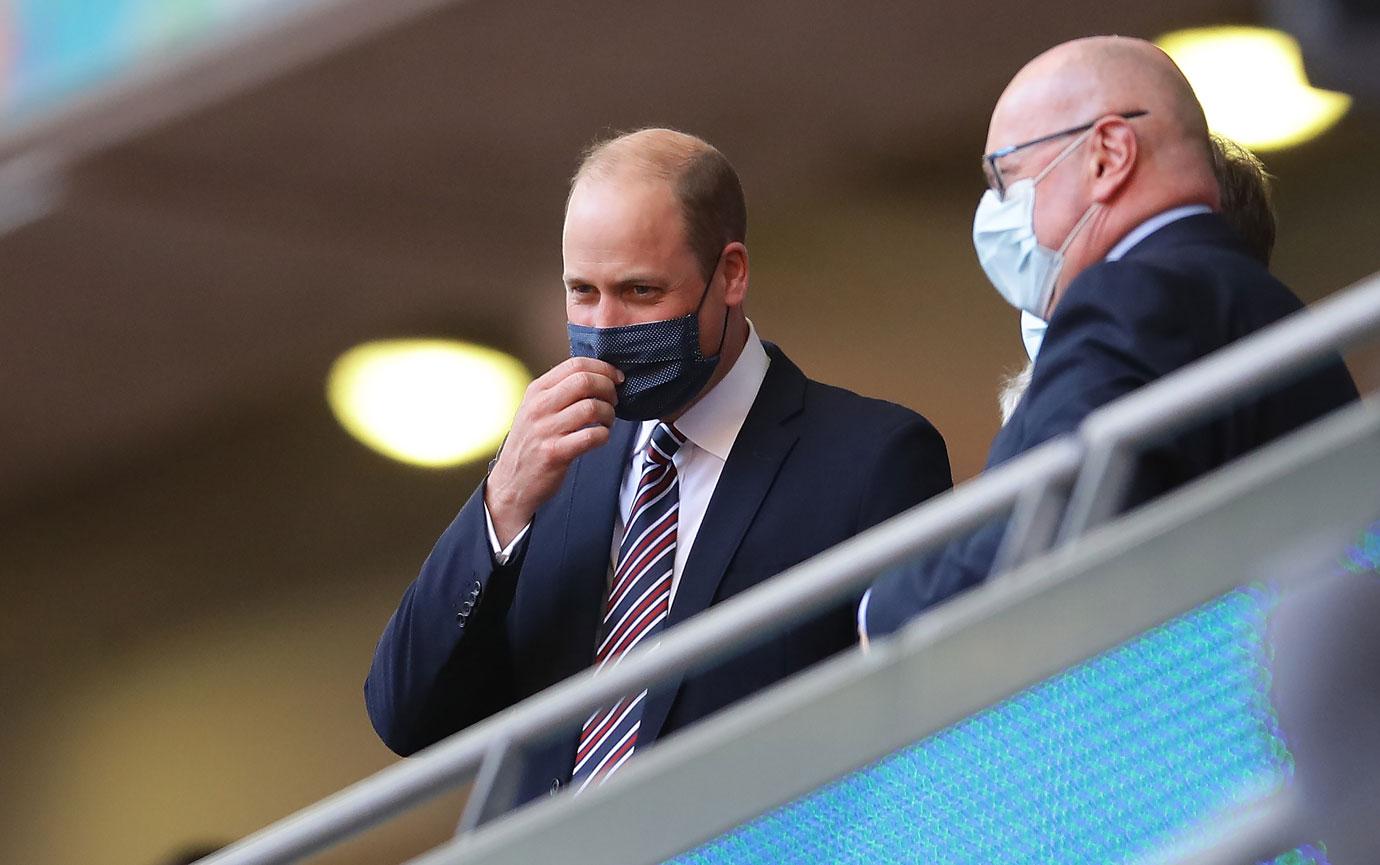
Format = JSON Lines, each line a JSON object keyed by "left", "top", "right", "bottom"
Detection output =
{"left": 1, "top": 0, "right": 1282, "bottom": 510}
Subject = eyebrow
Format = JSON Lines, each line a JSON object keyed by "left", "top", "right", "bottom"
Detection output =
{"left": 563, "top": 273, "right": 670, "bottom": 288}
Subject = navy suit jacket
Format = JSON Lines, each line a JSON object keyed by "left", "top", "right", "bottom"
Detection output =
{"left": 366, "top": 343, "right": 952, "bottom": 805}
{"left": 866, "top": 212, "right": 1359, "bottom": 637}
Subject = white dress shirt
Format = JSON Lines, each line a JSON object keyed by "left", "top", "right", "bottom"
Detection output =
{"left": 486, "top": 323, "right": 771, "bottom": 608}
{"left": 856, "top": 204, "right": 1213, "bottom": 649}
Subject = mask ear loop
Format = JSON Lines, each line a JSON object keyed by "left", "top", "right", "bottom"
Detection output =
{"left": 1057, "top": 201, "right": 1101, "bottom": 257}
{"left": 1031, "top": 128, "right": 1100, "bottom": 318}
{"left": 1035, "top": 202, "right": 1102, "bottom": 319}
{"left": 1041, "top": 125, "right": 1102, "bottom": 256}
{"left": 694, "top": 249, "right": 731, "bottom": 359}
{"left": 1032, "top": 127, "right": 1095, "bottom": 186}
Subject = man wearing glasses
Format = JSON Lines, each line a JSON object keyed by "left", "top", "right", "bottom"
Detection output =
{"left": 860, "top": 35, "right": 1358, "bottom": 642}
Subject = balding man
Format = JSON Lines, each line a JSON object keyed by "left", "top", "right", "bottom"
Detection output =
{"left": 367, "top": 129, "right": 951, "bottom": 804}
{"left": 1000, "top": 133, "right": 1285, "bottom": 424}
{"left": 862, "top": 37, "right": 1357, "bottom": 640}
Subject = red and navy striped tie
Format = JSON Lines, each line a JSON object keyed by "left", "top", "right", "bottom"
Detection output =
{"left": 572, "top": 422, "right": 686, "bottom": 793}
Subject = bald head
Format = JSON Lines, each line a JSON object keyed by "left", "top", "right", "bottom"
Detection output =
{"left": 572, "top": 128, "right": 746, "bottom": 280}
{"left": 983, "top": 37, "right": 1221, "bottom": 309}
{"left": 994, "top": 36, "right": 1209, "bottom": 149}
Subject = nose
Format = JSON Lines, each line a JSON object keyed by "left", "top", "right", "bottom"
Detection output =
{"left": 590, "top": 301, "right": 626, "bottom": 329}
{"left": 581, "top": 292, "right": 637, "bottom": 329}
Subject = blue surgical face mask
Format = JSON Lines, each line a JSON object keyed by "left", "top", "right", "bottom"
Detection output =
{"left": 972, "top": 129, "right": 1100, "bottom": 319}
{"left": 1021, "top": 310, "right": 1048, "bottom": 361}
{"left": 567, "top": 261, "right": 728, "bottom": 421}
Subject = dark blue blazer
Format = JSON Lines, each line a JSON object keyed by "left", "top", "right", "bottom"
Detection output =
{"left": 865, "top": 212, "right": 1359, "bottom": 637}
{"left": 366, "top": 343, "right": 951, "bottom": 804}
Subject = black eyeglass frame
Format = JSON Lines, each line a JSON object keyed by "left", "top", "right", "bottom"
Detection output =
{"left": 982, "top": 110, "right": 1149, "bottom": 199}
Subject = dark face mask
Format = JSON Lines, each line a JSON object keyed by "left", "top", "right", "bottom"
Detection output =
{"left": 566, "top": 261, "right": 728, "bottom": 421}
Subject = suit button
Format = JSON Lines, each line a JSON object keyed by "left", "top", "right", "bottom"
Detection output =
{"left": 550, "top": 778, "right": 561, "bottom": 795}
{"left": 469, "top": 581, "right": 482, "bottom": 600}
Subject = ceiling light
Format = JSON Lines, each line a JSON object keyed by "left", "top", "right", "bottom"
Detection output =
{"left": 327, "top": 340, "right": 529, "bottom": 469}
{"left": 1157, "top": 26, "right": 1351, "bottom": 151}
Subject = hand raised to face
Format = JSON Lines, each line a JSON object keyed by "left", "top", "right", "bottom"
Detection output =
{"left": 484, "top": 356, "right": 623, "bottom": 547}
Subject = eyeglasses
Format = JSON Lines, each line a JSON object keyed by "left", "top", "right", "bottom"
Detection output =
{"left": 982, "top": 110, "right": 1148, "bottom": 200}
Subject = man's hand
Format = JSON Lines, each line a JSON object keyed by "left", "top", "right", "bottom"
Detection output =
{"left": 485, "top": 357, "right": 623, "bottom": 547}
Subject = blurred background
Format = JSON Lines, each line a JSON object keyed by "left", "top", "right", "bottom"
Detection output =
{"left": 1, "top": 1, "right": 1377, "bottom": 863}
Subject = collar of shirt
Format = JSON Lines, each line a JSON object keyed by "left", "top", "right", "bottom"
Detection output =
{"left": 1105, "top": 204, "right": 1213, "bottom": 262}
{"left": 631, "top": 320, "right": 770, "bottom": 459}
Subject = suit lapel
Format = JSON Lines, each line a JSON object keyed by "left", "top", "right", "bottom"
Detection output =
{"left": 553, "top": 419, "right": 637, "bottom": 676}
{"left": 638, "top": 345, "right": 805, "bottom": 744}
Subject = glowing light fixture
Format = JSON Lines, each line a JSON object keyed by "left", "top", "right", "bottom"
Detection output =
{"left": 1157, "top": 26, "right": 1351, "bottom": 151}
{"left": 327, "top": 339, "right": 529, "bottom": 468}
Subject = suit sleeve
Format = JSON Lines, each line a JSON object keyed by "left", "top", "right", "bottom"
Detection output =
{"left": 856, "top": 414, "right": 953, "bottom": 531}
{"left": 364, "top": 480, "right": 524, "bottom": 755}
{"left": 852, "top": 415, "right": 959, "bottom": 639}
{"left": 864, "top": 261, "right": 1200, "bottom": 640}
{"left": 1022, "top": 260, "right": 1216, "bottom": 505}
{"left": 1015, "top": 261, "right": 1190, "bottom": 460}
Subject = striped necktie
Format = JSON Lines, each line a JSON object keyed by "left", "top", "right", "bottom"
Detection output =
{"left": 572, "top": 422, "right": 687, "bottom": 793}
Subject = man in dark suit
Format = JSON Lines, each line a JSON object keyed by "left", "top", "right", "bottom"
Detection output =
{"left": 366, "top": 128, "right": 951, "bottom": 804}
{"left": 862, "top": 36, "right": 1358, "bottom": 640}
{"left": 998, "top": 132, "right": 1284, "bottom": 424}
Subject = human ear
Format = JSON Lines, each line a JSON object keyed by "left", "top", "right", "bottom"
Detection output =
{"left": 1089, "top": 118, "right": 1137, "bottom": 203}
{"left": 720, "top": 242, "right": 750, "bottom": 307}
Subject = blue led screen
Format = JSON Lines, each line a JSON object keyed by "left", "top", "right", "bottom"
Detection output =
{"left": 669, "top": 586, "right": 1290, "bottom": 865}
{"left": 670, "top": 519, "right": 1380, "bottom": 865}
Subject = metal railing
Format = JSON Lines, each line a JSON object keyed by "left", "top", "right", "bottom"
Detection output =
{"left": 410, "top": 394, "right": 1380, "bottom": 865}
{"left": 201, "top": 269, "right": 1380, "bottom": 865}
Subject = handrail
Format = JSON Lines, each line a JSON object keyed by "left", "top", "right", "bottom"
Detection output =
{"left": 200, "top": 269, "right": 1380, "bottom": 865}
{"left": 406, "top": 400, "right": 1380, "bottom": 865}
{"left": 200, "top": 437, "right": 1085, "bottom": 865}
{"left": 1062, "top": 273, "right": 1380, "bottom": 536}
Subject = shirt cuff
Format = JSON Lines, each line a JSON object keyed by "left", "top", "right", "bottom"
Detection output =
{"left": 857, "top": 588, "right": 873, "bottom": 653}
{"left": 484, "top": 501, "right": 531, "bottom": 566}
